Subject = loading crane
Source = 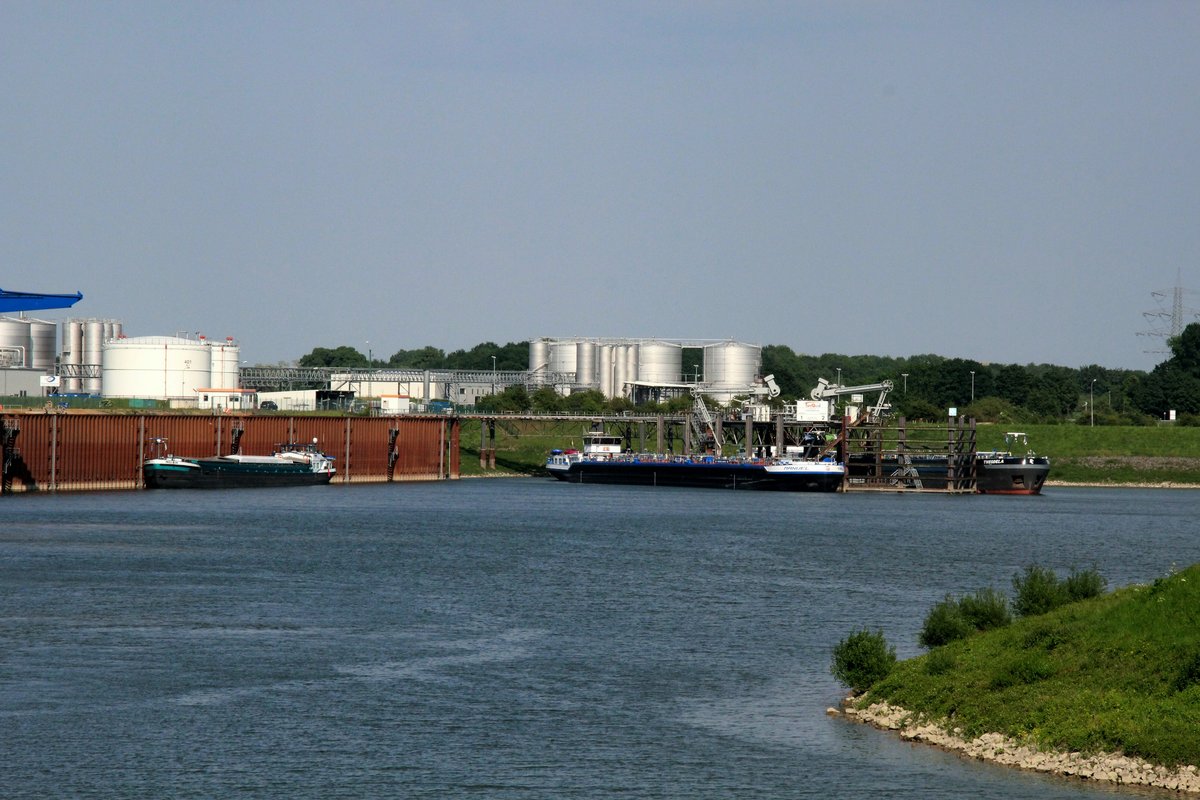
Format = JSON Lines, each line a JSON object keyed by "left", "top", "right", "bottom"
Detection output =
{"left": 809, "top": 378, "right": 894, "bottom": 425}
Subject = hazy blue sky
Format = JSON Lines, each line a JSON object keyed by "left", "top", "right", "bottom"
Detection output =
{"left": 4, "top": 2, "right": 1197, "bottom": 370}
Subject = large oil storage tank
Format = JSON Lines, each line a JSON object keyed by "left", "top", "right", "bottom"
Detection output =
{"left": 207, "top": 337, "right": 240, "bottom": 389}
{"left": 703, "top": 341, "right": 762, "bottom": 395}
{"left": 28, "top": 319, "right": 57, "bottom": 370}
{"left": 528, "top": 339, "right": 551, "bottom": 385}
{"left": 575, "top": 340, "right": 597, "bottom": 389}
{"left": 102, "top": 336, "right": 213, "bottom": 400}
{"left": 0, "top": 317, "right": 32, "bottom": 367}
{"left": 637, "top": 340, "right": 682, "bottom": 384}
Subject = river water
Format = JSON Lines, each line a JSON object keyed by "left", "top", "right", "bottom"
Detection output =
{"left": 2, "top": 481, "right": 1195, "bottom": 799}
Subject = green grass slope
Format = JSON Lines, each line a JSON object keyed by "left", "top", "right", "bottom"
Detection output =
{"left": 863, "top": 564, "right": 1200, "bottom": 766}
{"left": 978, "top": 424, "right": 1200, "bottom": 485}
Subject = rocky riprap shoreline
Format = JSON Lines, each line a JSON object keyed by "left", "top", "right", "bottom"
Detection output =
{"left": 833, "top": 699, "right": 1200, "bottom": 794}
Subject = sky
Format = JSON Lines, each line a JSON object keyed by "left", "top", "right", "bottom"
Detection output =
{"left": 3, "top": 2, "right": 1198, "bottom": 371}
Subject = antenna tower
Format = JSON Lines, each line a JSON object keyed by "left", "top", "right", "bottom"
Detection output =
{"left": 1139, "top": 272, "right": 1199, "bottom": 354}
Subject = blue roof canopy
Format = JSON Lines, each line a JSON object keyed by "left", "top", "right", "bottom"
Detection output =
{"left": 0, "top": 288, "right": 83, "bottom": 313}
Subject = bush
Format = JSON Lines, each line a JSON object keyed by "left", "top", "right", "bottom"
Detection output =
{"left": 919, "top": 588, "right": 1013, "bottom": 649}
{"left": 1064, "top": 567, "right": 1106, "bottom": 602}
{"left": 919, "top": 596, "right": 974, "bottom": 648}
{"left": 1012, "top": 564, "right": 1109, "bottom": 617}
{"left": 958, "top": 587, "right": 1013, "bottom": 631}
{"left": 1173, "top": 650, "right": 1200, "bottom": 693}
{"left": 1012, "top": 564, "right": 1068, "bottom": 617}
{"left": 831, "top": 628, "right": 896, "bottom": 693}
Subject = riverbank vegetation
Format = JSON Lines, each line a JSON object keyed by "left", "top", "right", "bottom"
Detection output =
{"left": 833, "top": 563, "right": 1200, "bottom": 767}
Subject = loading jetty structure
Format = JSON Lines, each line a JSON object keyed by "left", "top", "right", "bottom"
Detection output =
{"left": 1, "top": 411, "right": 459, "bottom": 493}
{"left": 483, "top": 411, "right": 984, "bottom": 494}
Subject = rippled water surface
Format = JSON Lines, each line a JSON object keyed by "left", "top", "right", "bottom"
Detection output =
{"left": 2, "top": 481, "right": 1195, "bottom": 798}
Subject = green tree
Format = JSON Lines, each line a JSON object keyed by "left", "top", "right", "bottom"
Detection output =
{"left": 298, "top": 346, "right": 367, "bottom": 368}
{"left": 530, "top": 386, "right": 563, "bottom": 413}
{"left": 1131, "top": 323, "right": 1200, "bottom": 418}
{"left": 563, "top": 390, "right": 607, "bottom": 414}
{"left": 388, "top": 346, "right": 446, "bottom": 369}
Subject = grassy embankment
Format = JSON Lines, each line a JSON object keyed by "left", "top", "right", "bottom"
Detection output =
{"left": 856, "top": 564, "right": 1200, "bottom": 767}
{"left": 977, "top": 423, "right": 1200, "bottom": 485}
{"left": 459, "top": 418, "right": 1200, "bottom": 485}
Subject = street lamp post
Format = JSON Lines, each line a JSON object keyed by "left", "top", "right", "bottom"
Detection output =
{"left": 836, "top": 367, "right": 842, "bottom": 387}
{"left": 693, "top": 364, "right": 699, "bottom": 384}
{"left": 492, "top": 355, "right": 497, "bottom": 396}
{"left": 1091, "top": 379, "right": 1096, "bottom": 427}
{"left": 970, "top": 371, "right": 975, "bottom": 403}
{"left": 901, "top": 373, "right": 908, "bottom": 395}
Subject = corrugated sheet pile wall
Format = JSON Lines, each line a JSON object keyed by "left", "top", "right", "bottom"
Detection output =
{"left": 1, "top": 413, "right": 460, "bottom": 493}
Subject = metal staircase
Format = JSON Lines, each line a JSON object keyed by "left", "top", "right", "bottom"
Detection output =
{"left": 691, "top": 394, "right": 723, "bottom": 450}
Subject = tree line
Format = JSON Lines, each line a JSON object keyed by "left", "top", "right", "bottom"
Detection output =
{"left": 297, "top": 325, "right": 1200, "bottom": 424}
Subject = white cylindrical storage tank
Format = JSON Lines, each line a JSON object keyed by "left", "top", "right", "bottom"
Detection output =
{"left": 549, "top": 339, "right": 578, "bottom": 382}
{"left": 575, "top": 340, "right": 597, "bottom": 389}
{"left": 0, "top": 317, "right": 31, "bottom": 367}
{"left": 28, "top": 318, "right": 57, "bottom": 370}
{"left": 637, "top": 340, "right": 682, "bottom": 385}
{"left": 111, "top": 322, "right": 123, "bottom": 340}
{"left": 528, "top": 339, "right": 550, "bottom": 385}
{"left": 209, "top": 338, "right": 240, "bottom": 389}
{"left": 102, "top": 336, "right": 213, "bottom": 400}
{"left": 63, "top": 320, "right": 83, "bottom": 392}
{"left": 703, "top": 341, "right": 762, "bottom": 393}
{"left": 598, "top": 344, "right": 613, "bottom": 398}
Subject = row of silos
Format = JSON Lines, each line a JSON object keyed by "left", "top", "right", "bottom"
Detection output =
{"left": 59, "top": 319, "right": 124, "bottom": 393}
{"left": 0, "top": 316, "right": 59, "bottom": 370}
{"left": 528, "top": 338, "right": 762, "bottom": 400}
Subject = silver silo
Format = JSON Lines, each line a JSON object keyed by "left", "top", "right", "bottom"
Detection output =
{"left": 63, "top": 320, "right": 84, "bottom": 392}
{"left": 575, "top": 340, "right": 597, "bottom": 389}
{"left": 83, "top": 319, "right": 105, "bottom": 394}
{"left": 613, "top": 345, "right": 629, "bottom": 399}
{"left": 625, "top": 343, "right": 639, "bottom": 388}
{"left": 598, "top": 343, "right": 614, "bottom": 397}
{"left": 549, "top": 339, "right": 578, "bottom": 383}
{"left": 528, "top": 339, "right": 550, "bottom": 385}
{"left": 28, "top": 318, "right": 57, "bottom": 370}
{"left": 703, "top": 341, "right": 762, "bottom": 395}
{"left": 0, "top": 317, "right": 31, "bottom": 367}
{"left": 637, "top": 340, "right": 682, "bottom": 384}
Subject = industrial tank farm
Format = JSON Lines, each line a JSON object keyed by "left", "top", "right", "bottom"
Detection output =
{"left": 527, "top": 337, "right": 763, "bottom": 402}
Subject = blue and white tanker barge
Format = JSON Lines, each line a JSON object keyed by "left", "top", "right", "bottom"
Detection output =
{"left": 547, "top": 433, "right": 843, "bottom": 492}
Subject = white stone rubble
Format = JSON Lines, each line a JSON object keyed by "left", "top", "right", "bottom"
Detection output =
{"left": 838, "top": 699, "right": 1200, "bottom": 793}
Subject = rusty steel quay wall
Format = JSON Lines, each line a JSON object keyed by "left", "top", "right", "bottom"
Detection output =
{"left": 1, "top": 412, "right": 460, "bottom": 493}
